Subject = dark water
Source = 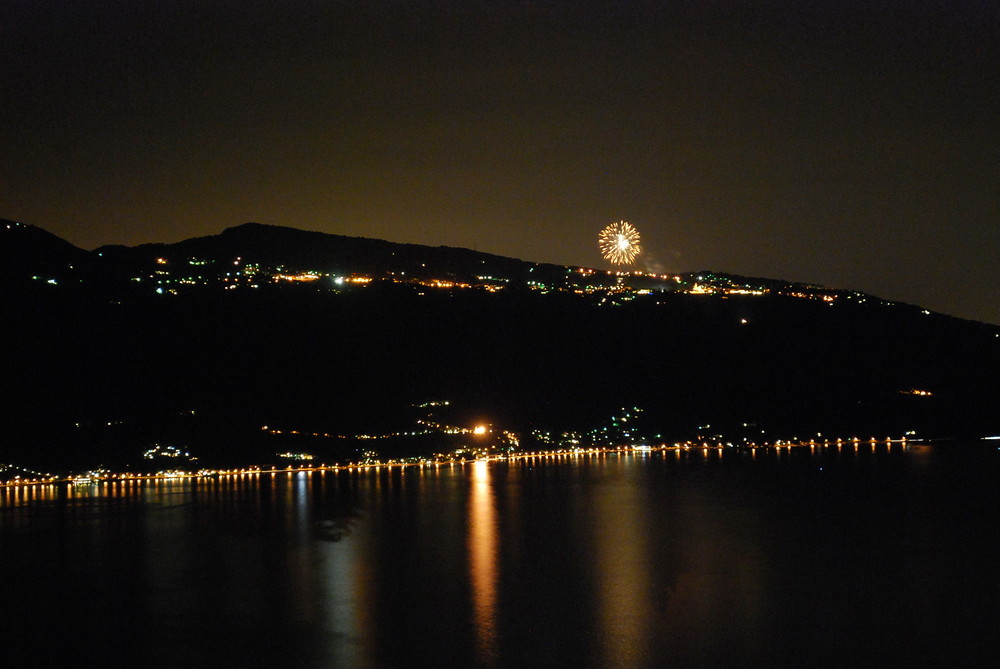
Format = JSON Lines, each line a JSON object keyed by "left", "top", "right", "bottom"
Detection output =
{"left": 2, "top": 444, "right": 999, "bottom": 667}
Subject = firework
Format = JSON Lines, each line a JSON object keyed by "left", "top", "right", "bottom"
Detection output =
{"left": 598, "top": 220, "right": 641, "bottom": 265}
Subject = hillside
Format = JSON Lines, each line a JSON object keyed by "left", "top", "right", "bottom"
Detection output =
{"left": 3, "top": 220, "right": 999, "bottom": 469}
{"left": 0, "top": 219, "right": 87, "bottom": 283}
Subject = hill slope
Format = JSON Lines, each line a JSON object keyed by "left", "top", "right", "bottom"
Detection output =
{"left": 3, "top": 220, "right": 999, "bottom": 468}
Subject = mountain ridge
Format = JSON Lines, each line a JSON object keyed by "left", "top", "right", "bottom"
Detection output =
{"left": 3, "top": 218, "right": 973, "bottom": 322}
{"left": 4, "top": 217, "right": 1000, "bottom": 470}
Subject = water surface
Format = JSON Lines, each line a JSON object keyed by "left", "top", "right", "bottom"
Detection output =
{"left": 2, "top": 444, "right": 998, "bottom": 667}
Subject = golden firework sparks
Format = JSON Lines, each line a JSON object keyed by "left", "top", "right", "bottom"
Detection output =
{"left": 598, "top": 220, "right": 641, "bottom": 265}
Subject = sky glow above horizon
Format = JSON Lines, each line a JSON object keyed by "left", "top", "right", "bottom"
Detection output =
{"left": 2, "top": 1, "right": 997, "bottom": 324}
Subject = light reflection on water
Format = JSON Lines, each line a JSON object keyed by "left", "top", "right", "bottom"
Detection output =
{"left": 469, "top": 459, "right": 498, "bottom": 665}
{"left": 590, "top": 457, "right": 653, "bottom": 668}
{"left": 1, "top": 443, "right": 999, "bottom": 667}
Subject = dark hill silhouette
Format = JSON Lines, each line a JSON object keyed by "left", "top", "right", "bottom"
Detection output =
{"left": 0, "top": 218, "right": 87, "bottom": 283}
{"left": 96, "top": 221, "right": 558, "bottom": 284}
{"left": 3, "top": 219, "right": 1000, "bottom": 469}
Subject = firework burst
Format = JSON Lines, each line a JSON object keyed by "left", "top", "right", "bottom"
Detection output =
{"left": 598, "top": 220, "right": 641, "bottom": 265}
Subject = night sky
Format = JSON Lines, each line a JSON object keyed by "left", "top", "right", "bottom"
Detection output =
{"left": 3, "top": 1, "right": 998, "bottom": 324}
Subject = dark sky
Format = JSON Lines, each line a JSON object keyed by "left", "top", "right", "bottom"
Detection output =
{"left": 3, "top": 1, "right": 998, "bottom": 323}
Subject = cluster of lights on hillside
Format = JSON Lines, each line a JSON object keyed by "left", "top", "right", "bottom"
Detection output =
{"left": 8, "top": 216, "right": 916, "bottom": 310}
{"left": 1, "top": 392, "right": 943, "bottom": 490}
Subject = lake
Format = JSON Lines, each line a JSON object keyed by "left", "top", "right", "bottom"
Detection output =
{"left": 2, "top": 443, "right": 998, "bottom": 667}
